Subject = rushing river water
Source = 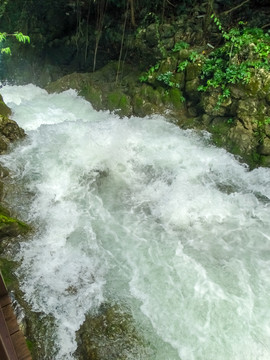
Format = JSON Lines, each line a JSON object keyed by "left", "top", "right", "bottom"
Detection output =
{"left": 1, "top": 84, "right": 270, "bottom": 360}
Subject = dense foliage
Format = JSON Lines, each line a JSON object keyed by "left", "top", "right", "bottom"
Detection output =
{"left": 198, "top": 17, "right": 270, "bottom": 106}
{"left": 139, "top": 15, "right": 270, "bottom": 108}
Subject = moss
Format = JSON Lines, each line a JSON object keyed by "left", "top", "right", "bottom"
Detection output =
{"left": 158, "top": 57, "right": 178, "bottom": 74}
{"left": 168, "top": 88, "right": 185, "bottom": 110}
{"left": 80, "top": 86, "right": 103, "bottom": 111}
{"left": 141, "top": 85, "right": 162, "bottom": 105}
{"left": 0, "top": 257, "right": 18, "bottom": 290}
{"left": 0, "top": 212, "right": 31, "bottom": 239}
{"left": 133, "top": 95, "right": 144, "bottom": 116}
{"left": 107, "top": 91, "right": 131, "bottom": 117}
{"left": 0, "top": 95, "right": 12, "bottom": 117}
{"left": 26, "top": 339, "right": 34, "bottom": 352}
{"left": 0, "top": 205, "right": 10, "bottom": 217}
{"left": 107, "top": 91, "right": 122, "bottom": 111}
{"left": 243, "top": 76, "right": 261, "bottom": 96}
{"left": 260, "top": 155, "right": 270, "bottom": 167}
{"left": 186, "top": 63, "right": 202, "bottom": 82}
{"left": 0, "top": 213, "right": 29, "bottom": 228}
{"left": 118, "top": 95, "right": 127, "bottom": 107}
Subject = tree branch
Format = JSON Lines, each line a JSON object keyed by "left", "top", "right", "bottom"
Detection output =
{"left": 220, "top": 0, "right": 250, "bottom": 16}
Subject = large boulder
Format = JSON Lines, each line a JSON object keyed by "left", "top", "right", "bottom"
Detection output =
{"left": 75, "top": 304, "right": 155, "bottom": 360}
{"left": 0, "top": 96, "right": 25, "bottom": 154}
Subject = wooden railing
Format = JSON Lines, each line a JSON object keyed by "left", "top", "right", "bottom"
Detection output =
{"left": 0, "top": 272, "right": 32, "bottom": 360}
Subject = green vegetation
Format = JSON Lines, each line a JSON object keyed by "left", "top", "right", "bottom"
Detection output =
{"left": 0, "top": 213, "right": 31, "bottom": 237}
{"left": 0, "top": 31, "right": 30, "bottom": 55}
{"left": 139, "top": 62, "right": 160, "bottom": 83}
{"left": 139, "top": 16, "right": 270, "bottom": 109}
{"left": 254, "top": 117, "right": 270, "bottom": 143}
{"left": 198, "top": 16, "right": 270, "bottom": 107}
{"left": 0, "top": 257, "right": 18, "bottom": 289}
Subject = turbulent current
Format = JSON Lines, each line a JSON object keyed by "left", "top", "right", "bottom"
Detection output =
{"left": 1, "top": 84, "right": 270, "bottom": 360}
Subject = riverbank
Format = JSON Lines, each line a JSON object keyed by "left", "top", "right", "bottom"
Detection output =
{"left": 45, "top": 59, "right": 270, "bottom": 169}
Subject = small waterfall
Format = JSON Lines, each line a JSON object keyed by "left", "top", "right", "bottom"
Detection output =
{"left": 1, "top": 84, "right": 270, "bottom": 360}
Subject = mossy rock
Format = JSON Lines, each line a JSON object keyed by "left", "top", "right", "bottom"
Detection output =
{"left": 132, "top": 94, "right": 159, "bottom": 117}
{"left": 133, "top": 95, "right": 146, "bottom": 116}
{"left": 0, "top": 95, "right": 12, "bottom": 117}
{"left": 158, "top": 57, "right": 178, "bottom": 74}
{"left": 243, "top": 75, "right": 262, "bottom": 97}
{"left": 0, "top": 115, "right": 25, "bottom": 146}
{"left": 75, "top": 304, "right": 155, "bottom": 360}
{"left": 206, "top": 117, "right": 259, "bottom": 167}
{"left": 258, "top": 137, "right": 270, "bottom": 155}
{"left": 0, "top": 213, "right": 31, "bottom": 239}
{"left": 46, "top": 72, "right": 93, "bottom": 94}
{"left": 140, "top": 85, "right": 162, "bottom": 105}
{"left": 260, "top": 155, "right": 270, "bottom": 167}
{"left": 178, "top": 49, "right": 192, "bottom": 61}
{"left": 0, "top": 136, "right": 8, "bottom": 154}
{"left": 80, "top": 86, "right": 103, "bottom": 111}
{"left": 107, "top": 91, "right": 132, "bottom": 117}
{"left": 168, "top": 88, "right": 185, "bottom": 110}
{"left": 0, "top": 257, "right": 18, "bottom": 290}
{"left": 185, "top": 78, "right": 200, "bottom": 101}
{"left": 185, "top": 63, "right": 202, "bottom": 82}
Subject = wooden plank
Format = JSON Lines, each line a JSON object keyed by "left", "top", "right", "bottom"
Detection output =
{"left": 0, "top": 294, "right": 11, "bottom": 308}
{"left": 11, "top": 331, "right": 32, "bottom": 360}
{"left": 2, "top": 304, "right": 20, "bottom": 335}
{"left": 0, "top": 307, "right": 18, "bottom": 360}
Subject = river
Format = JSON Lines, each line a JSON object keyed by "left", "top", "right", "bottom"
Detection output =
{"left": 1, "top": 84, "right": 270, "bottom": 360}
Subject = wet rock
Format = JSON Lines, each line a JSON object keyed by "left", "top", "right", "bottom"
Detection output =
{"left": 46, "top": 72, "right": 93, "bottom": 94}
{"left": 186, "top": 63, "right": 201, "bottom": 82}
{"left": 0, "top": 115, "right": 25, "bottom": 154}
{"left": 0, "top": 136, "right": 8, "bottom": 153}
{"left": 0, "top": 165, "right": 9, "bottom": 178}
{"left": 201, "top": 92, "right": 230, "bottom": 116}
{"left": 75, "top": 304, "right": 155, "bottom": 360}
{"left": 227, "top": 121, "right": 257, "bottom": 155}
{"left": 0, "top": 95, "right": 25, "bottom": 146}
{"left": 258, "top": 137, "right": 270, "bottom": 155}
{"left": 107, "top": 91, "right": 133, "bottom": 117}
{"left": 0, "top": 214, "right": 31, "bottom": 240}
{"left": 185, "top": 78, "right": 200, "bottom": 101}
{"left": 0, "top": 95, "right": 12, "bottom": 117}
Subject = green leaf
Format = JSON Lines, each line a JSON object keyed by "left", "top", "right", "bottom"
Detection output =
{"left": 1, "top": 47, "right": 11, "bottom": 55}
{"left": 14, "top": 31, "right": 30, "bottom": 43}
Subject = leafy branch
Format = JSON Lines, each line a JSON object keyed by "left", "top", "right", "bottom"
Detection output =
{"left": 0, "top": 31, "right": 30, "bottom": 55}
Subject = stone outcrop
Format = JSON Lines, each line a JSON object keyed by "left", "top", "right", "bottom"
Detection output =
{"left": 0, "top": 95, "right": 25, "bottom": 154}
{"left": 75, "top": 304, "right": 154, "bottom": 360}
